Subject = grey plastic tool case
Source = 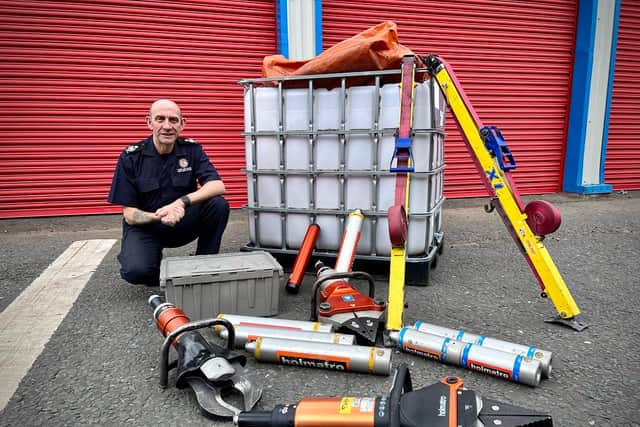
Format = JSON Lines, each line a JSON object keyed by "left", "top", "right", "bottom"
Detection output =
{"left": 160, "top": 251, "right": 283, "bottom": 320}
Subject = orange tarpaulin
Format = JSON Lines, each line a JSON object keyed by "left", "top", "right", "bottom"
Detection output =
{"left": 262, "top": 21, "right": 422, "bottom": 86}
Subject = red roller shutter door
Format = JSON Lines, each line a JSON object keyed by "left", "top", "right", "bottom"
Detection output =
{"left": 0, "top": 0, "right": 276, "bottom": 218}
{"left": 606, "top": 1, "right": 640, "bottom": 190}
{"left": 322, "top": 1, "right": 577, "bottom": 198}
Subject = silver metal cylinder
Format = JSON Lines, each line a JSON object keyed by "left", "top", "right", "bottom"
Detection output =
{"left": 215, "top": 314, "right": 334, "bottom": 333}
{"left": 390, "top": 328, "right": 542, "bottom": 386}
{"left": 314, "top": 262, "right": 343, "bottom": 293}
{"left": 245, "top": 337, "right": 392, "bottom": 376}
{"left": 413, "top": 320, "right": 553, "bottom": 378}
{"left": 335, "top": 209, "right": 364, "bottom": 273}
{"left": 461, "top": 342, "right": 542, "bottom": 387}
{"left": 219, "top": 325, "right": 355, "bottom": 349}
{"left": 387, "top": 328, "right": 448, "bottom": 362}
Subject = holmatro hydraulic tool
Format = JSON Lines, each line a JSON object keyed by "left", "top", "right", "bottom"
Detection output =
{"left": 234, "top": 363, "right": 553, "bottom": 427}
{"left": 309, "top": 209, "right": 387, "bottom": 345}
{"left": 311, "top": 260, "right": 386, "bottom": 345}
{"left": 148, "top": 295, "right": 262, "bottom": 418}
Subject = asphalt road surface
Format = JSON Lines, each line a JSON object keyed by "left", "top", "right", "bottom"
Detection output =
{"left": 0, "top": 192, "right": 638, "bottom": 426}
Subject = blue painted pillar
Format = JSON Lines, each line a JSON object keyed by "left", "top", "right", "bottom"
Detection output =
{"left": 563, "top": 0, "right": 620, "bottom": 194}
{"left": 276, "top": 0, "right": 323, "bottom": 60}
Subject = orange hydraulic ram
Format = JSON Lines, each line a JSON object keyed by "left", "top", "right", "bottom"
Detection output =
{"left": 286, "top": 223, "right": 321, "bottom": 294}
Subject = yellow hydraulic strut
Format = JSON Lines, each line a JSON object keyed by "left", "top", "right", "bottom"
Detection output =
{"left": 386, "top": 55, "right": 417, "bottom": 331}
{"left": 424, "top": 54, "right": 586, "bottom": 330}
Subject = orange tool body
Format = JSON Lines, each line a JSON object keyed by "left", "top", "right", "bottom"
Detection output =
{"left": 286, "top": 223, "right": 321, "bottom": 294}
{"left": 318, "top": 275, "right": 384, "bottom": 317}
{"left": 153, "top": 300, "right": 191, "bottom": 344}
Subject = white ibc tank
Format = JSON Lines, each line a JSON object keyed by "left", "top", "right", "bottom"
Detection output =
{"left": 244, "top": 87, "right": 282, "bottom": 247}
{"left": 243, "top": 73, "right": 445, "bottom": 259}
{"left": 345, "top": 86, "right": 377, "bottom": 254}
{"left": 284, "top": 88, "right": 310, "bottom": 209}
{"left": 283, "top": 89, "right": 312, "bottom": 249}
{"left": 405, "top": 81, "right": 435, "bottom": 255}
{"left": 312, "top": 88, "right": 343, "bottom": 250}
{"left": 314, "top": 88, "right": 341, "bottom": 211}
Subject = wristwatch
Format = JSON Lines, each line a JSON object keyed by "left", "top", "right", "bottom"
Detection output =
{"left": 180, "top": 195, "right": 191, "bottom": 208}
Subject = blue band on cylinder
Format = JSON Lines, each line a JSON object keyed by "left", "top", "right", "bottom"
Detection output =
{"left": 398, "top": 327, "right": 408, "bottom": 348}
{"left": 440, "top": 337, "right": 450, "bottom": 361}
{"left": 461, "top": 343, "right": 473, "bottom": 367}
{"left": 527, "top": 347, "right": 536, "bottom": 358}
{"left": 512, "top": 354, "right": 523, "bottom": 382}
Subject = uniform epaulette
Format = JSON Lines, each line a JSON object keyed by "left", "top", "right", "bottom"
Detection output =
{"left": 178, "top": 137, "right": 199, "bottom": 145}
{"left": 124, "top": 140, "right": 145, "bottom": 154}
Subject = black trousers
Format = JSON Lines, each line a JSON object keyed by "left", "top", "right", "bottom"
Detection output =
{"left": 117, "top": 196, "right": 230, "bottom": 286}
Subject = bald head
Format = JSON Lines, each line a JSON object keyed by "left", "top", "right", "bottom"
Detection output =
{"left": 147, "top": 99, "right": 185, "bottom": 153}
{"left": 149, "top": 99, "right": 182, "bottom": 118}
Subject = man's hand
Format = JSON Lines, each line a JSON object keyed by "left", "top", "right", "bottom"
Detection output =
{"left": 155, "top": 199, "right": 186, "bottom": 227}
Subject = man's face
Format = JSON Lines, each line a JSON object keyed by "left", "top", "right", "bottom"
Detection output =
{"left": 147, "top": 101, "right": 185, "bottom": 147}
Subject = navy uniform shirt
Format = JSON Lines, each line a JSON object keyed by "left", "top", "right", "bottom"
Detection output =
{"left": 108, "top": 136, "right": 221, "bottom": 212}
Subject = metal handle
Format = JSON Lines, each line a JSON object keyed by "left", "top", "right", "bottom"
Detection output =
{"left": 159, "top": 317, "right": 236, "bottom": 388}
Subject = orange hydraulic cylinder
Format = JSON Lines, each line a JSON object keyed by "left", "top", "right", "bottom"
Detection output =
{"left": 293, "top": 397, "right": 376, "bottom": 427}
{"left": 150, "top": 296, "right": 191, "bottom": 347}
{"left": 286, "top": 223, "right": 321, "bottom": 294}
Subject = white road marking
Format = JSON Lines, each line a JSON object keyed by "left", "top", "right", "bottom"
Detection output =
{"left": 0, "top": 239, "right": 116, "bottom": 411}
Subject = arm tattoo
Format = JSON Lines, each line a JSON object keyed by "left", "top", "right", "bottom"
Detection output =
{"left": 133, "top": 209, "right": 150, "bottom": 224}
